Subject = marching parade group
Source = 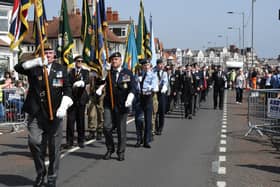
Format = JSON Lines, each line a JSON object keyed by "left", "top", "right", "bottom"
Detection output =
{"left": 12, "top": 42, "right": 231, "bottom": 186}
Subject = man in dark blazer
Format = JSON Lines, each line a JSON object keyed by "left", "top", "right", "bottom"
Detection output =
{"left": 100, "top": 52, "right": 136, "bottom": 161}
{"left": 14, "top": 44, "right": 73, "bottom": 187}
{"left": 212, "top": 65, "right": 227, "bottom": 110}
{"left": 65, "top": 55, "right": 89, "bottom": 149}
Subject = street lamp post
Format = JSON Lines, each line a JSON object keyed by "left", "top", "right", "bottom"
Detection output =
{"left": 251, "top": 0, "right": 255, "bottom": 68}
{"left": 227, "top": 27, "right": 241, "bottom": 49}
{"left": 227, "top": 11, "right": 245, "bottom": 68}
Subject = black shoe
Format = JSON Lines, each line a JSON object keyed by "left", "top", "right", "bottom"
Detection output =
{"left": 135, "top": 140, "right": 142, "bottom": 148}
{"left": 117, "top": 154, "right": 125, "bottom": 161}
{"left": 86, "top": 131, "right": 96, "bottom": 141}
{"left": 103, "top": 150, "right": 114, "bottom": 160}
{"left": 219, "top": 107, "right": 223, "bottom": 110}
{"left": 78, "top": 142, "right": 85, "bottom": 148}
{"left": 143, "top": 143, "right": 151, "bottom": 148}
{"left": 214, "top": 107, "right": 217, "bottom": 110}
{"left": 96, "top": 132, "right": 102, "bottom": 140}
{"left": 47, "top": 179, "right": 56, "bottom": 187}
{"left": 33, "top": 174, "right": 45, "bottom": 187}
{"left": 188, "top": 115, "right": 192, "bottom": 119}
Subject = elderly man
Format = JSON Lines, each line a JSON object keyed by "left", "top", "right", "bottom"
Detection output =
{"left": 65, "top": 55, "right": 89, "bottom": 149}
{"left": 101, "top": 52, "right": 136, "bottom": 161}
{"left": 14, "top": 43, "right": 73, "bottom": 187}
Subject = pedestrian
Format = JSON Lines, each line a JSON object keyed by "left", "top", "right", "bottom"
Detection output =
{"left": 235, "top": 69, "right": 246, "bottom": 104}
{"left": 101, "top": 52, "right": 136, "bottom": 161}
{"left": 154, "top": 59, "right": 168, "bottom": 135}
{"left": 65, "top": 55, "right": 89, "bottom": 149}
{"left": 212, "top": 65, "right": 227, "bottom": 110}
{"left": 86, "top": 73, "right": 105, "bottom": 141}
{"left": 182, "top": 64, "right": 194, "bottom": 119}
{"left": 14, "top": 43, "right": 73, "bottom": 187}
{"left": 137, "top": 59, "right": 158, "bottom": 148}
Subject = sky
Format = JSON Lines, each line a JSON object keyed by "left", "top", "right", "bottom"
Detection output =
{"left": 37, "top": 0, "right": 280, "bottom": 58}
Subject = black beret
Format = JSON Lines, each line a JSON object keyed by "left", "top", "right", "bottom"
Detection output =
{"left": 139, "top": 58, "right": 150, "bottom": 65}
{"left": 74, "top": 55, "right": 83, "bottom": 62}
{"left": 109, "top": 52, "right": 121, "bottom": 60}
{"left": 156, "top": 59, "right": 163, "bottom": 64}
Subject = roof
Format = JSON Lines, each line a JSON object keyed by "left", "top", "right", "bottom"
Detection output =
{"left": 0, "top": 0, "right": 13, "bottom": 6}
{"left": 23, "top": 14, "right": 126, "bottom": 44}
{"left": 108, "top": 20, "right": 131, "bottom": 25}
{"left": 0, "top": 39, "right": 9, "bottom": 47}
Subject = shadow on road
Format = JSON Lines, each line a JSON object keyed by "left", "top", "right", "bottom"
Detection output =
{"left": 237, "top": 164, "right": 280, "bottom": 174}
{"left": 70, "top": 152, "right": 104, "bottom": 160}
{"left": 0, "top": 151, "right": 31, "bottom": 158}
{"left": 0, "top": 174, "right": 33, "bottom": 186}
{"left": 0, "top": 144, "right": 28, "bottom": 149}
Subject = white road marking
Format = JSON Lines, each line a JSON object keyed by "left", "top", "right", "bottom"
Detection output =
{"left": 222, "top": 125, "right": 227, "bottom": 129}
{"left": 219, "top": 156, "right": 226, "bottom": 162}
{"left": 221, "top": 129, "right": 227, "bottom": 133}
{"left": 218, "top": 167, "right": 226, "bottom": 174}
{"left": 217, "top": 181, "right": 226, "bottom": 187}
{"left": 220, "top": 140, "right": 227, "bottom": 145}
{"left": 221, "top": 134, "right": 227, "bottom": 138}
{"left": 219, "top": 147, "right": 226, "bottom": 152}
{"left": 44, "top": 118, "right": 135, "bottom": 166}
{"left": 222, "top": 121, "right": 227, "bottom": 125}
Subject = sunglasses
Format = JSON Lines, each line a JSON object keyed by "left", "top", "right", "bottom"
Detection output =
{"left": 76, "top": 59, "right": 83, "bottom": 62}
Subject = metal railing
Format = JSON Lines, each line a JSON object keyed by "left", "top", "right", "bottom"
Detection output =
{"left": 0, "top": 88, "right": 27, "bottom": 132}
{"left": 246, "top": 89, "right": 280, "bottom": 137}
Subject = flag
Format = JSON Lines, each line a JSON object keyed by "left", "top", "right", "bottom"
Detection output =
{"left": 136, "top": 0, "right": 151, "bottom": 60}
{"left": 33, "top": 0, "right": 47, "bottom": 55}
{"left": 81, "top": 0, "right": 92, "bottom": 65}
{"left": 123, "top": 23, "right": 138, "bottom": 72}
{"left": 87, "top": 0, "right": 107, "bottom": 76}
{"left": 57, "top": 0, "right": 74, "bottom": 65}
{"left": 150, "top": 15, "right": 157, "bottom": 67}
{"left": 8, "top": 0, "right": 32, "bottom": 49}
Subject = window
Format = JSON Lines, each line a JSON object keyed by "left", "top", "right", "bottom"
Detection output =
{"left": 112, "top": 28, "right": 121, "bottom": 36}
{"left": 0, "top": 9, "right": 8, "bottom": 33}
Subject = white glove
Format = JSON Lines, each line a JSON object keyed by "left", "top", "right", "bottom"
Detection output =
{"left": 161, "top": 85, "right": 168, "bottom": 93}
{"left": 125, "top": 93, "right": 134, "bottom": 107}
{"left": 56, "top": 96, "right": 73, "bottom": 118}
{"left": 105, "top": 62, "right": 111, "bottom": 71}
{"left": 138, "top": 76, "right": 143, "bottom": 82}
{"left": 96, "top": 84, "right": 105, "bottom": 96}
{"left": 22, "top": 57, "right": 48, "bottom": 70}
{"left": 73, "top": 80, "right": 85, "bottom": 88}
{"left": 224, "top": 82, "right": 228, "bottom": 89}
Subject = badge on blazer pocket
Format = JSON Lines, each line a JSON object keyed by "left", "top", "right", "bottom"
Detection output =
{"left": 123, "top": 83, "right": 128, "bottom": 89}
{"left": 122, "top": 74, "right": 131, "bottom": 82}
{"left": 56, "top": 71, "right": 63, "bottom": 78}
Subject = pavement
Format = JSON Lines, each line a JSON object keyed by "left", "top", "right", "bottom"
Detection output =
{"left": 0, "top": 89, "right": 279, "bottom": 187}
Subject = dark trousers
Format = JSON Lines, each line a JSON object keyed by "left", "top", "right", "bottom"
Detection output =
{"left": 200, "top": 89, "right": 207, "bottom": 102}
{"left": 184, "top": 95, "right": 193, "bottom": 117}
{"left": 27, "top": 114, "right": 63, "bottom": 181}
{"left": 193, "top": 93, "right": 198, "bottom": 114}
{"left": 134, "top": 97, "right": 144, "bottom": 142}
{"left": 66, "top": 105, "right": 86, "bottom": 145}
{"left": 236, "top": 88, "right": 243, "bottom": 103}
{"left": 140, "top": 95, "right": 153, "bottom": 144}
{"left": 156, "top": 93, "right": 166, "bottom": 133}
{"left": 213, "top": 87, "right": 224, "bottom": 109}
{"left": 103, "top": 107, "right": 127, "bottom": 154}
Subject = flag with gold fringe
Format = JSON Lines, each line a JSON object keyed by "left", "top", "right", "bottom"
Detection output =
{"left": 8, "top": 0, "right": 32, "bottom": 49}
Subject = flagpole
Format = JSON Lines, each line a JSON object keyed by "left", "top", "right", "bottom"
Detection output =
{"left": 97, "top": 0, "right": 114, "bottom": 109}
{"left": 34, "top": 0, "right": 53, "bottom": 120}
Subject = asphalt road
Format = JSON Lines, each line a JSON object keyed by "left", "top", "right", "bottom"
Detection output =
{"left": 0, "top": 91, "right": 225, "bottom": 187}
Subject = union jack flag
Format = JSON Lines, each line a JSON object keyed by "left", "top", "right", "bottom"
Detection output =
{"left": 8, "top": 0, "right": 32, "bottom": 49}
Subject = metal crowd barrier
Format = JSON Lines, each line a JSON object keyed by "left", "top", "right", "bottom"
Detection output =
{"left": 245, "top": 89, "right": 280, "bottom": 137}
{"left": 0, "top": 88, "right": 27, "bottom": 132}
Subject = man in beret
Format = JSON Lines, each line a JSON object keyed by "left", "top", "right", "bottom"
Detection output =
{"left": 100, "top": 52, "right": 136, "bottom": 161}
{"left": 65, "top": 55, "right": 89, "bottom": 149}
{"left": 14, "top": 42, "right": 73, "bottom": 186}
{"left": 153, "top": 59, "right": 168, "bottom": 135}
